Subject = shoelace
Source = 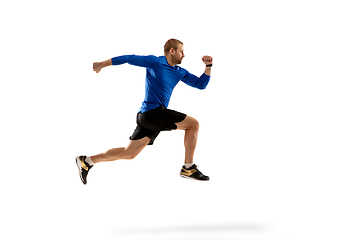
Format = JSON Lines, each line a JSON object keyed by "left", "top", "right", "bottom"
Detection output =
{"left": 193, "top": 164, "right": 204, "bottom": 177}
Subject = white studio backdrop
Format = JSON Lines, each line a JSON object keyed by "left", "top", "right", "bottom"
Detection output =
{"left": 1, "top": 0, "right": 359, "bottom": 239}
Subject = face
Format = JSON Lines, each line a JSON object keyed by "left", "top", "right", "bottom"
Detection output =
{"left": 172, "top": 44, "right": 185, "bottom": 64}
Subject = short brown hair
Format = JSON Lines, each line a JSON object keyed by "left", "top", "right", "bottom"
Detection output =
{"left": 164, "top": 38, "right": 183, "bottom": 54}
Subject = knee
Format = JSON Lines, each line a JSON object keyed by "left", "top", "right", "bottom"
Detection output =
{"left": 190, "top": 118, "right": 200, "bottom": 131}
{"left": 123, "top": 152, "right": 138, "bottom": 160}
{"left": 124, "top": 156, "right": 135, "bottom": 160}
{"left": 178, "top": 116, "right": 200, "bottom": 131}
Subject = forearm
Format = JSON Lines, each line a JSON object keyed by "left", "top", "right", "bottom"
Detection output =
{"left": 202, "top": 56, "right": 213, "bottom": 76}
{"left": 111, "top": 55, "right": 156, "bottom": 68}
{"left": 204, "top": 65, "right": 212, "bottom": 76}
{"left": 101, "top": 59, "right": 112, "bottom": 68}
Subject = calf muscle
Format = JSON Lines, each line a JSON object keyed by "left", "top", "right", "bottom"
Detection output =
{"left": 91, "top": 137, "right": 150, "bottom": 163}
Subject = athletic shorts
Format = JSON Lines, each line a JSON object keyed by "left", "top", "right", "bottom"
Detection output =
{"left": 130, "top": 105, "right": 187, "bottom": 145}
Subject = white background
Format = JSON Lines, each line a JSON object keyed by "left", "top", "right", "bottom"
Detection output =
{"left": 1, "top": 0, "right": 360, "bottom": 239}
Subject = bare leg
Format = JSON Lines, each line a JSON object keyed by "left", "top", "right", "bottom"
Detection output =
{"left": 90, "top": 137, "right": 151, "bottom": 164}
{"left": 175, "top": 116, "right": 200, "bottom": 164}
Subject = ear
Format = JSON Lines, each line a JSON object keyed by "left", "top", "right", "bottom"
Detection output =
{"left": 169, "top": 48, "right": 175, "bottom": 55}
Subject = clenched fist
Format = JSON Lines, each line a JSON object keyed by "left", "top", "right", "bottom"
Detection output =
{"left": 93, "top": 62, "right": 103, "bottom": 73}
{"left": 202, "top": 55, "right": 213, "bottom": 65}
{"left": 93, "top": 59, "right": 113, "bottom": 73}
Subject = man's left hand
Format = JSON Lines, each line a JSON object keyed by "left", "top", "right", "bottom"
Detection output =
{"left": 202, "top": 56, "right": 213, "bottom": 65}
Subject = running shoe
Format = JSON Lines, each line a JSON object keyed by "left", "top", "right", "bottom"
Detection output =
{"left": 180, "top": 164, "right": 210, "bottom": 181}
{"left": 75, "top": 156, "right": 93, "bottom": 185}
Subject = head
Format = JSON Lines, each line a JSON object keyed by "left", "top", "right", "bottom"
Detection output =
{"left": 164, "top": 38, "right": 185, "bottom": 65}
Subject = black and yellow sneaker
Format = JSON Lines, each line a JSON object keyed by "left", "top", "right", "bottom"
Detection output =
{"left": 75, "top": 156, "right": 93, "bottom": 185}
{"left": 180, "top": 164, "right": 210, "bottom": 181}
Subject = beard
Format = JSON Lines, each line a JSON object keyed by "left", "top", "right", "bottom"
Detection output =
{"left": 176, "top": 58, "right": 183, "bottom": 64}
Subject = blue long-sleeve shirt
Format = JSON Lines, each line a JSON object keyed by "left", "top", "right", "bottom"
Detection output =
{"left": 111, "top": 55, "right": 210, "bottom": 113}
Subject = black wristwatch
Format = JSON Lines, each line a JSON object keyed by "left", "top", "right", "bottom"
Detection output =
{"left": 206, "top": 64, "right": 213, "bottom": 67}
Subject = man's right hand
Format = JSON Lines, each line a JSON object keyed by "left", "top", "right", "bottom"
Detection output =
{"left": 93, "top": 62, "right": 103, "bottom": 73}
{"left": 93, "top": 59, "right": 112, "bottom": 73}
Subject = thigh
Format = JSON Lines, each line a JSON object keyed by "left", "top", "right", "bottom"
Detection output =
{"left": 130, "top": 123, "right": 161, "bottom": 145}
{"left": 139, "top": 106, "right": 186, "bottom": 131}
{"left": 130, "top": 112, "right": 161, "bottom": 145}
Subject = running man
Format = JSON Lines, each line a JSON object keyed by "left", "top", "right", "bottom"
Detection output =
{"left": 76, "top": 39, "right": 213, "bottom": 184}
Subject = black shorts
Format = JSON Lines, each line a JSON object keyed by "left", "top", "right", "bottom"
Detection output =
{"left": 130, "top": 105, "right": 187, "bottom": 145}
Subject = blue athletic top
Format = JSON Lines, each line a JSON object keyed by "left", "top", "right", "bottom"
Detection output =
{"left": 111, "top": 55, "right": 211, "bottom": 113}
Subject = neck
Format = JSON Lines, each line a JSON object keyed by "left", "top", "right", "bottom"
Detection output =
{"left": 165, "top": 55, "right": 176, "bottom": 67}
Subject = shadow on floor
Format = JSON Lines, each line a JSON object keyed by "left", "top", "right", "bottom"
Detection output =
{"left": 113, "top": 222, "right": 269, "bottom": 237}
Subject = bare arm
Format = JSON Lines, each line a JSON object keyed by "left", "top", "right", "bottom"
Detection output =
{"left": 202, "top": 55, "right": 213, "bottom": 76}
{"left": 93, "top": 59, "right": 112, "bottom": 73}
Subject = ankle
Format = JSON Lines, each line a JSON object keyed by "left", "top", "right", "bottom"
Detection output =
{"left": 85, "top": 156, "right": 95, "bottom": 166}
{"left": 184, "top": 163, "right": 194, "bottom": 169}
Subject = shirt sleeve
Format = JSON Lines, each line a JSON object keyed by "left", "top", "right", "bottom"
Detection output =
{"left": 181, "top": 70, "right": 210, "bottom": 90}
{"left": 111, "top": 55, "right": 158, "bottom": 68}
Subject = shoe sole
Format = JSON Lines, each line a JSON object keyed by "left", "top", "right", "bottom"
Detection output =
{"left": 75, "top": 157, "right": 86, "bottom": 184}
{"left": 180, "top": 174, "right": 209, "bottom": 181}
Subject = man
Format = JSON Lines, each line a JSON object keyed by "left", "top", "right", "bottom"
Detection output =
{"left": 76, "top": 39, "right": 213, "bottom": 184}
